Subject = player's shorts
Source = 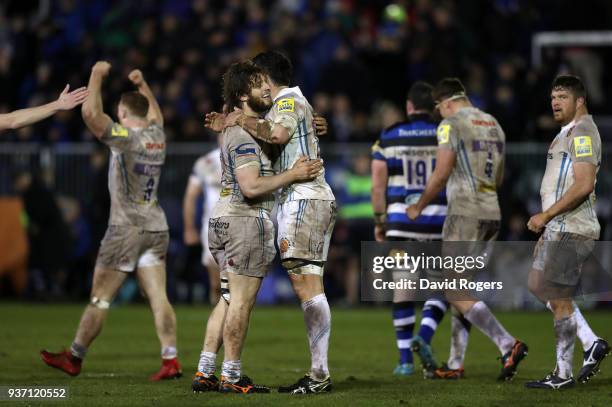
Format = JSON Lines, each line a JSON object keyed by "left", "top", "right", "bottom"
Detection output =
{"left": 277, "top": 199, "right": 337, "bottom": 265}
{"left": 442, "top": 215, "right": 500, "bottom": 241}
{"left": 200, "top": 216, "right": 215, "bottom": 267}
{"left": 96, "top": 225, "right": 168, "bottom": 272}
{"left": 532, "top": 228, "right": 594, "bottom": 286}
{"left": 208, "top": 216, "right": 275, "bottom": 278}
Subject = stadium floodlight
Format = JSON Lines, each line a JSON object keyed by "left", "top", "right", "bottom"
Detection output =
{"left": 532, "top": 31, "right": 612, "bottom": 67}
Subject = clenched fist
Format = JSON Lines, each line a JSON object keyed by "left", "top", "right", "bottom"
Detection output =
{"left": 128, "top": 69, "right": 145, "bottom": 86}
{"left": 92, "top": 61, "right": 111, "bottom": 77}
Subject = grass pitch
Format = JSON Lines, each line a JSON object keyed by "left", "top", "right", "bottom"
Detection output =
{"left": 0, "top": 303, "right": 611, "bottom": 406}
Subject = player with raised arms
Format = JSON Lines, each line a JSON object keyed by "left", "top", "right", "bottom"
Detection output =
{"left": 41, "top": 62, "right": 183, "bottom": 381}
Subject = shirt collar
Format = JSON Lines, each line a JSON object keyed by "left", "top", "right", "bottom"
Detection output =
{"left": 274, "top": 86, "right": 302, "bottom": 102}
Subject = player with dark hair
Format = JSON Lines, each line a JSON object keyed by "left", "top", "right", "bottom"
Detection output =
{"left": 0, "top": 85, "right": 88, "bottom": 131}
{"left": 407, "top": 78, "right": 528, "bottom": 381}
{"left": 371, "top": 81, "right": 448, "bottom": 376}
{"left": 40, "top": 62, "right": 183, "bottom": 381}
{"left": 233, "top": 51, "right": 336, "bottom": 394}
{"left": 203, "top": 51, "right": 336, "bottom": 394}
{"left": 192, "top": 60, "right": 322, "bottom": 394}
{"left": 525, "top": 74, "right": 610, "bottom": 390}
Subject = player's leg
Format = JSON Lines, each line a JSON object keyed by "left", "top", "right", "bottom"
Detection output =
{"left": 525, "top": 278, "right": 577, "bottom": 389}
{"left": 431, "top": 307, "right": 471, "bottom": 379}
{"left": 526, "top": 237, "right": 606, "bottom": 389}
{"left": 193, "top": 271, "right": 229, "bottom": 392}
{"left": 390, "top": 271, "right": 416, "bottom": 376}
{"left": 451, "top": 299, "right": 527, "bottom": 380}
{"left": 136, "top": 263, "right": 182, "bottom": 381}
{"left": 40, "top": 226, "right": 135, "bottom": 376}
{"left": 413, "top": 296, "right": 448, "bottom": 373}
{"left": 220, "top": 272, "right": 268, "bottom": 393}
{"left": 218, "top": 216, "right": 273, "bottom": 393}
{"left": 278, "top": 200, "right": 335, "bottom": 394}
{"left": 136, "top": 230, "right": 182, "bottom": 381}
{"left": 202, "top": 223, "right": 221, "bottom": 305}
{"left": 531, "top": 232, "right": 610, "bottom": 383}
{"left": 40, "top": 266, "right": 128, "bottom": 376}
{"left": 413, "top": 237, "right": 448, "bottom": 367}
{"left": 206, "top": 261, "right": 221, "bottom": 305}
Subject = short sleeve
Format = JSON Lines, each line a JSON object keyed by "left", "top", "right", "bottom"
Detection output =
{"left": 190, "top": 156, "right": 207, "bottom": 186}
{"left": 271, "top": 95, "right": 300, "bottom": 135}
{"left": 568, "top": 123, "right": 599, "bottom": 165}
{"left": 436, "top": 119, "right": 458, "bottom": 151}
{"left": 99, "top": 122, "right": 135, "bottom": 150}
{"left": 371, "top": 140, "right": 386, "bottom": 161}
{"left": 227, "top": 127, "right": 260, "bottom": 170}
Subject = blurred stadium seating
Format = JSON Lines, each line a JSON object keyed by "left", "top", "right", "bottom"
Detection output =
{"left": 1, "top": 0, "right": 612, "bottom": 304}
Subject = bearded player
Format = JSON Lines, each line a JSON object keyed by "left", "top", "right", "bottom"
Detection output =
{"left": 525, "top": 75, "right": 610, "bottom": 390}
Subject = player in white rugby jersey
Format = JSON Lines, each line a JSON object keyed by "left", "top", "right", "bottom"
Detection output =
{"left": 192, "top": 61, "right": 322, "bottom": 393}
{"left": 183, "top": 138, "right": 223, "bottom": 304}
{"left": 0, "top": 85, "right": 87, "bottom": 131}
{"left": 41, "top": 63, "right": 182, "bottom": 381}
{"left": 525, "top": 75, "right": 610, "bottom": 390}
{"left": 407, "top": 78, "right": 527, "bottom": 381}
{"left": 205, "top": 51, "right": 335, "bottom": 394}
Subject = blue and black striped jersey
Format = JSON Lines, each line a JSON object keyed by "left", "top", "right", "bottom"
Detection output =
{"left": 372, "top": 114, "right": 446, "bottom": 240}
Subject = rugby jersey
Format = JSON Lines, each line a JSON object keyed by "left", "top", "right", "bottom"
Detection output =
{"left": 372, "top": 114, "right": 446, "bottom": 239}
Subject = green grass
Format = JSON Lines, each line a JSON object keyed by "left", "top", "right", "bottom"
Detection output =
{"left": 0, "top": 303, "right": 611, "bottom": 406}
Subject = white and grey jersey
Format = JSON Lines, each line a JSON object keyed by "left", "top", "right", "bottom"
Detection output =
{"left": 540, "top": 115, "right": 601, "bottom": 239}
{"left": 100, "top": 122, "right": 168, "bottom": 231}
{"left": 265, "top": 86, "right": 335, "bottom": 204}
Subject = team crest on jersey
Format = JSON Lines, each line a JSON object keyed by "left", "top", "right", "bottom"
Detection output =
{"left": 276, "top": 98, "right": 295, "bottom": 113}
{"left": 111, "top": 124, "right": 128, "bottom": 137}
{"left": 437, "top": 124, "right": 450, "bottom": 144}
{"left": 279, "top": 237, "right": 292, "bottom": 253}
{"left": 574, "top": 136, "right": 593, "bottom": 157}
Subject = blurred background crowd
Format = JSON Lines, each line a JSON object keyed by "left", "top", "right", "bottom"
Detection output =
{"left": 1, "top": 0, "right": 612, "bottom": 305}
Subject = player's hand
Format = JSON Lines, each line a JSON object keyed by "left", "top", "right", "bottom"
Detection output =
{"left": 204, "top": 111, "right": 226, "bottom": 133}
{"left": 56, "top": 84, "right": 89, "bottom": 110}
{"left": 527, "top": 212, "right": 550, "bottom": 233}
{"left": 313, "top": 113, "right": 328, "bottom": 137}
{"left": 92, "top": 61, "right": 111, "bottom": 77}
{"left": 184, "top": 227, "right": 200, "bottom": 245}
{"left": 406, "top": 204, "right": 421, "bottom": 221}
{"left": 374, "top": 224, "right": 386, "bottom": 242}
{"left": 128, "top": 69, "right": 145, "bottom": 87}
{"left": 290, "top": 156, "right": 323, "bottom": 181}
{"left": 225, "top": 108, "right": 243, "bottom": 128}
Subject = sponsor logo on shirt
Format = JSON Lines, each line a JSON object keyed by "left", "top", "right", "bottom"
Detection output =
{"left": 111, "top": 124, "right": 128, "bottom": 137}
{"left": 236, "top": 143, "right": 257, "bottom": 155}
{"left": 437, "top": 124, "right": 450, "bottom": 144}
{"left": 146, "top": 142, "right": 165, "bottom": 150}
{"left": 276, "top": 98, "right": 295, "bottom": 113}
{"left": 133, "top": 163, "right": 161, "bottom": 176}
{"left": 574, "top": 136, "right": 593, "bottom": 157}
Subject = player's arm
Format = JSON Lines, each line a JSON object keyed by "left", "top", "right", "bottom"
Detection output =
{"left": 128, "top": 69, "right": 163, "bottom": 127}
{"left": 0, "top": 85, "right": 88, "bottom": 131}
{"left": 236, "top": 157, "right": 322, "bottom": 199}
{"left": 371, "top": 141, "right": 388, "bottom": 242}
{"left": 81, "top": 61, "right": 113, "bottom": 139}
{"left": 496, "top": 154, "right": 505, "bottom": 188}
{"left": 183, "top": 176, "right": 203, "bottom": 245}
{"left": 527, "top": 162, "right": 596, "bottom": 233}
{"left": 236, "top": 114, "right": 290, "bottom": 144}
{"left": 407, "top": 149, "right": 456, "bottom": 220}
